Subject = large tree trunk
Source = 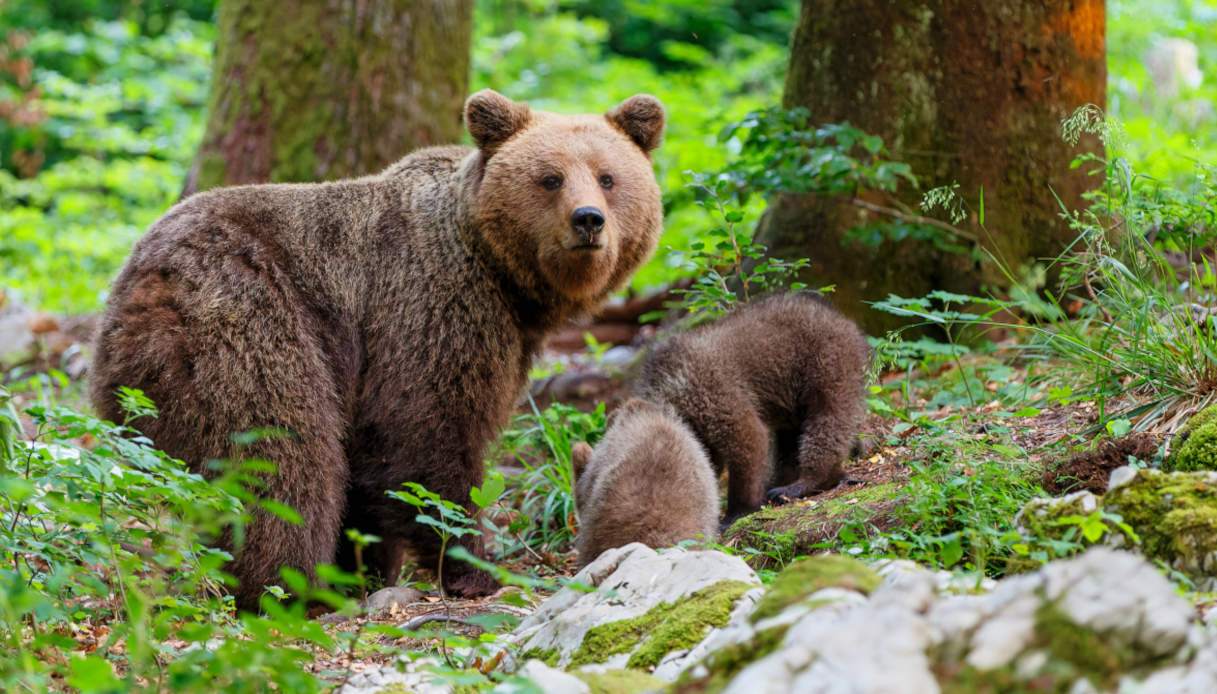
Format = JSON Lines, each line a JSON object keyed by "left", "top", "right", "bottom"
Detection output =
{"left": 185, "top": 0, "right": 474, "bottom": 195}
{"left": 757, "top": 1, "right": 1106, "bottom": 334}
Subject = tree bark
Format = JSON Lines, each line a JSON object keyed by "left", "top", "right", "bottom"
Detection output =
{"left": 757, "top": 0, "right": 1106, "bottom": 334}
{"left": 184, "top": 0, "right": 474, "bottom": 195}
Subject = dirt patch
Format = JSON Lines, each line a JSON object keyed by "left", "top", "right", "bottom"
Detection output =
{"left": 1042, "top": 433, "right": 1164, "bottom": 494}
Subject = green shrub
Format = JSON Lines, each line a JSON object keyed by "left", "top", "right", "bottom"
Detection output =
{"left": 0, "top": 387, "right": 365, "bottom": 692}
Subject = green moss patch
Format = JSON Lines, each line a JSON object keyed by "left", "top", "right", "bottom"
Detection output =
{"left": 723, "top": 484, "right": 901, "bottom": 569}
{"left": 670, "top": 624, "right": 790, "bottom": 693}
{"left": 573, "top": 669, "right": 667, "bottom": 694}
{"left": 1104, "top": 468, "right": 1217, "bottom": 569}
{"left": 1031, "top": 602, "right": 1128, "bottom": 688}
{"left": 519, "top": 646, "right": 560, "bottom": 668}
{"left": 568, "top": 581, "right": 753, "bottom": 670}
{"left": 750, "top": 555, "right": 880, "bottom": 623}
{"left": 935, "top": 598, "right": 1170, "bottom": 694}
{"left": 1166, "top": 403, "right": 1217, "bottom": 472}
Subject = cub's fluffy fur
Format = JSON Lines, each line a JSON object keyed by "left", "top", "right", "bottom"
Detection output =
{"left": 571, "top": 398, "right": 718, "bottom": 566}
{"left": 635, "top": 293, "right": 868, "bottom": 521}
{"left": 90, "top": 90, "right": 665, "bottom": 608}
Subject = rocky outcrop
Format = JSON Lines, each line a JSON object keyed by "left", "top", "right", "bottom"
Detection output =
{"left": 1016, "top": 466, "right": 1217, "bottom": 590}
{"left": 342, "top": 542, "right": 1217, "bottom": 694}
{"left": 512, "top": 543, "right": 762, "bottom": 674}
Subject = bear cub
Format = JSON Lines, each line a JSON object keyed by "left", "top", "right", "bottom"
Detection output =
{"left": 571, "top": 398, "right": 719, "bottom": 566}
{"left": 90, "top": 89, "right": 665, "bottom": 609}
{"left": 634, "top": 292, "right": 869, "bottom": 523}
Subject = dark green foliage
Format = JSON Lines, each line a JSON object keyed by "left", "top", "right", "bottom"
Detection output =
{"left": 558, "top": 0, "right": 796, "bottom": 71}
{"left": 0, "top": 0, "right": 214, "bottom": 36}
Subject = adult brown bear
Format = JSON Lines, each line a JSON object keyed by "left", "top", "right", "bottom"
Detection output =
{"left": 90, "top": 90, "right": 665, "bottom": 609}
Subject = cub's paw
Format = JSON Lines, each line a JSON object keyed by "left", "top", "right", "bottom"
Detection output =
{"left": 765, "top": 481, "right": 811, "bottom": 505}
{"left": 443, "top": 567, "right": 500, "bottom": 598}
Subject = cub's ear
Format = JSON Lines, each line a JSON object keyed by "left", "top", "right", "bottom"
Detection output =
{"left": 605, "top": 94, "right": 666, "bottom": 154}
{"left": 465, "top": 89, "right": 531, "bottom": 155}
{"left": 571, "top": 442, "right": 593, "bottom": 480}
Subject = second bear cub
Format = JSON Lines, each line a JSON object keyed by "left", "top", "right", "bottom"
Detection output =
{"left": 571, "top": 398, "right": 718, "bottom": 566}
{"left": 635, "top": 292, "right": 869, "bottom": 522}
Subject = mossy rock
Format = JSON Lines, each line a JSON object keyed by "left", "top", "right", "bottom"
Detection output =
{"left": 936, "top": 599, "right": 1151, "bottom": 694}
{"left": 573, "top": 669, "right": 667, "bottom": 694}
{"left": 568, "top": 581, "right": 754, "bottom": 670}
{"left": 722, "top": 484, "right": 901, "bottom": 568}
{"left": 1013, "top": 490, "right": 1101, "bottom": 543}
{"left": 750, "top": 554, "right": 881, "bottom": 623}
{"left": 670, "top": 624, "right": 790, "bottom": 693}
{"left": 1165, "top": 403, "right": 1217, "bottom": 472}
{"left": 1104, "top": 467, "right": 1217, "bottom": 580}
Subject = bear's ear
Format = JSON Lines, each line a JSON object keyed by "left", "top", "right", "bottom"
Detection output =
{"left": 605, "top": 94, "right": 666, "bottom": 154}
{"left": 465, "top": 89, "right": 531, "bottom": 155}
{"left": 571, "top": 442, "right": 593, "bottom": 480}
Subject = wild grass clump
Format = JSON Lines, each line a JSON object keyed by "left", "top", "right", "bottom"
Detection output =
{"left": 1013, "top": 109, "right": 1217, "bottom": 433}
{"left": 490, "top": 400, "right": 606, "bottom": 555}
{"left": 876, "top": 106, "right": 1217, "bottom": 436}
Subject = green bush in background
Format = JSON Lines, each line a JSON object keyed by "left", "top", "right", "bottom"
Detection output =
{"left": 1, "top": 0, "right": 1213, "bottom": 313}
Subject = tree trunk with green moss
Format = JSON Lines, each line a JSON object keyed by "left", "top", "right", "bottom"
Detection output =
{"left": 185, "top": 0, "right": 474, "bottom": 195}
{"left": 756, "top": 0, "right": 1106, "bottom": 334}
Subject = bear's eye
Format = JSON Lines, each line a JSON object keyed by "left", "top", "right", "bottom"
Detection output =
{"left": 540, "top": 174, "right": 563, "bottom": 191}
{"left": 599, "top": 174, "right": 614, "bottom": 189}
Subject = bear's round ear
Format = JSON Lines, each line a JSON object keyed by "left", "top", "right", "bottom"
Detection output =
{"left": 571, "top": 441, "right": 593, "bottom": 479}
{"left": 465, "top": 89, "right": 532, "bottom": 155}
{"left": 605, "top": 94, "right": 666, "bottom": 154}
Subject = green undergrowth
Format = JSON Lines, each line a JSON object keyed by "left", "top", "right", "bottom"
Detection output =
{"left": 489, "top": 401, "right": 605, "bottom": 555}
{"left": 0, "top": 386, "right": 342, "bottom": 692}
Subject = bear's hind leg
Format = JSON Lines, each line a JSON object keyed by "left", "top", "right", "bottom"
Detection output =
{"left": 766, "top": 402, "right": 859, "bottom": 503}
{"left": 92, "top": 262, "right": 351, "bottom": 611}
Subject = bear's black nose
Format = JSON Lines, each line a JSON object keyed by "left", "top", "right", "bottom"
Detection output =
{"left": 571, "top": 206, "right": 606, "bottom": 241}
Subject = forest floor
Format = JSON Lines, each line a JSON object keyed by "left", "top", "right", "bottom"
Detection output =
{"left": 0, "top": 292, "right": 1171, "bottom": 685}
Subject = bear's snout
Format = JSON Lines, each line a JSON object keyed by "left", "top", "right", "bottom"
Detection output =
{"left": 570, "top": 206, "right": 606, "bottom": 248}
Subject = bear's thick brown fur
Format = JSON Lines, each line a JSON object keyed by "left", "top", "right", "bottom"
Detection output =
{"left": 571, "top": 398, "right": 718, "bottom": 566}
{"left": 634, "top": 293, "right": 869, "bottom": 522}
{"left": 89, "top": 90, "right": 665, "bottom": 609}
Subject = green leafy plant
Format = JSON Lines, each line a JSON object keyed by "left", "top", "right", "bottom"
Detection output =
{"left": 1007, "top": 108, "right": 1217, "bottom": 433}
{"left": 389, "top": 472, "right": 505, "bottom": 599}
{"left": 841, "top": 440, "right": 1044, "bottom": 576}
{"left": 0, "top": 387, "right": 366, "bottom": 692}
{"left": 669, "top": 171, "right": 812, "bottom": 317}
